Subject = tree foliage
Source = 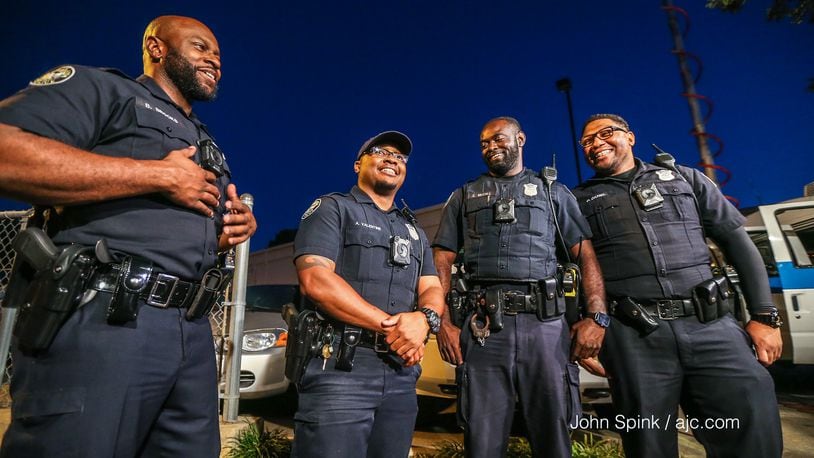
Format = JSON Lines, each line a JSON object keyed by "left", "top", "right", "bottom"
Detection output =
{"left": 706, "top": 0, "right": 814, "bottom": 24}
{"left": 707, "top": 0, "right": 814, "bottom": 91}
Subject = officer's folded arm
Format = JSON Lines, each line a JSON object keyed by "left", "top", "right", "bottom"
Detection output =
{"left": 0, "top": 123, "right": 221, "bottom": 217}
{"left": 294, "top": 253, "right": 393, "bottom": 332}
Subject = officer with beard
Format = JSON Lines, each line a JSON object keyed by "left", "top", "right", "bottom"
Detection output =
{"left": 0, "top": 16, "right": 255, "bottom": 457}
{"left": 432, "top": 117, "right": 607, "bottom": 457}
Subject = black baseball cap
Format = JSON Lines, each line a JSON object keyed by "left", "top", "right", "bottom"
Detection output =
{"left": 356, "top": 131, "right": 413, "bottom": 160}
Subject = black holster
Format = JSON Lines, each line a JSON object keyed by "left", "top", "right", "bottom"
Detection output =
{"left": 186, "top": 267, "right": 233, "bottom": 320}
{"left": 447, "top": 289, "right": 469, "bottom": 329}
{"left": 6, "top": 228, "right": 98, "bottom": 354}
{"left": 483, "top": 289, "right": 504, "bottom": 331}
{"left": 106, "top": 256, "right": 153, "bottom": 324}
{"left": 284, "top": 308, "right": 322, "bottom": 385}
{"left": 335, "top": 325, "right": 361, "bottom": 372}
{"left": 614, "top": 297, "right": 659, "bottom": 335}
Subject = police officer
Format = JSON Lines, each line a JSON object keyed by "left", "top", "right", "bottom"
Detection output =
{"left": 572, "top": 113, "right": 782, "bottom": 458}
{"left": 432, "top": 117, "right": 607, "bottom": 457}
{"left": 0, "top": 16, "right": 256, "bottom": 457}
{"left": 292, "top": 131, "right": 445, "bottom": 457}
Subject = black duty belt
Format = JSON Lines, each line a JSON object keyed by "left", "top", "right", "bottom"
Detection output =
{"left": 357, "top": 329, "right": 390, "bottom": 353}
{"left": 613, "top": 298, "right": 695, "bottom": 320}
{"left": 90, "top": 268, "right": 200, "bottom": 309}
{"left": 502, "top": 291, "right": 538, "bottom": 314}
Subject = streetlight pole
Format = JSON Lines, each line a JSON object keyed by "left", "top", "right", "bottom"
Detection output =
{"left": 556, "top": 77, "right": 583, "bottom": 184}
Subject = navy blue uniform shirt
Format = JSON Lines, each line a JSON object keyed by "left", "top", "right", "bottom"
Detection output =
{"left": 294, "top": 186, "right": 436, "bottom": 316}
{"left": 572, "top": 159, "right": 744, "bottom": 299}
{"left": 0, "top": 65, "right": 230, "bottom": 280}
{"left": 432, "top": 168, "right": 590, "bottom": 281}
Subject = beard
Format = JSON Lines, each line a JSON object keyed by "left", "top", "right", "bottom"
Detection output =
{"left": 483, "top": 144, "right": 520, "bottom": 176}
{"left": 164, "top": 48, "right": 218, "bottom": 102}
{"left": 373, "top": 179, "right": 399, "bottom": 195}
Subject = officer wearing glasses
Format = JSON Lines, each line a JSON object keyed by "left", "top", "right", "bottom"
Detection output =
{"left": 572, "top": 113, "right": 782, "bottom": 458}
{"left": 292, "top": 131, "right": 445, "bottom": 457}
{"left": 432, "top": 117, "right": 607, "bottom": 457}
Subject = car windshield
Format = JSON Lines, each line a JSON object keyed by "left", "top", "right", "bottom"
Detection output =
{"left": 245, "top": 285, "right": 298, "bottom": 312}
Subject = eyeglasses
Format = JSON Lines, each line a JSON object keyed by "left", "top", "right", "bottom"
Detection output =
{"left": 579, "top": 126, "right": 628, "bottom": 149}
{"left": 365, "top": 146, "right": 408, "bottom": 164}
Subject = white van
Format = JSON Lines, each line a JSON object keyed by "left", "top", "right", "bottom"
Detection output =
{"left": 743, "top": 196, "right": 814, "bottom": 364}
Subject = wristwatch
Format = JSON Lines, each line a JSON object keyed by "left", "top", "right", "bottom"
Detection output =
{"left": 751, "top": 309, "right": 783, "bottom": 329}
{"left": 589, "top": 311, "right": 611, "bottom": 328}
{"left": 420, "top": 307, "right": 441, "bottom": 334}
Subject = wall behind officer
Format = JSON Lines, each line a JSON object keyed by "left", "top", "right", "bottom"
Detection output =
{"left": 572, "top": 113, "right": 782, "bottom": 458}
{"left": 432, "top": 117, "right": 607, "bottom": 458}
{"left": 291, "top": 131, "right": 445, "bottom": 458}
{"left": 0, "top": 16, "right": 256, "bottom": 457}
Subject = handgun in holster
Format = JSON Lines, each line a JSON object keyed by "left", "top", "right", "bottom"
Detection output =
{"left": 615, "top": 297, "right": 659, "bottom": 335}
{"left": 284, "top": 305, "right": 322, "bottom": 385}
{"left": 4, "top": 227, "right": 98, "bottom": 354}
{"left": 559, "top": 263, "right": 581, "bottom": 325}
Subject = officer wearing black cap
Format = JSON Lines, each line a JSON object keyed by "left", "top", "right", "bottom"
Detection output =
{"left": 0, "top": 16, "right": 255, "bottom": 457}
{"left": 432, "top": 117, "right": 607, "bottom": 457}
{"left": 292, "top": 131, "right": 445, "bottom": 457}
{"left": 572, "top": 113, "right": 782, "bottom": 458}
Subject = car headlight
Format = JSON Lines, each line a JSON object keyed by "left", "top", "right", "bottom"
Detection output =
{"left": 242, "top": 328, "right": 288, "bottom": 352}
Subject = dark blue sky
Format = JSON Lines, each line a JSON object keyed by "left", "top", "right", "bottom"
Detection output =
{"left": 2, "top": 1, "right": 812, "bottom": 249}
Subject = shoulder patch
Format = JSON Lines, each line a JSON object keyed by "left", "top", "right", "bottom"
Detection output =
{"left": 30, "top": 66, "right": 76, "bottom": 86}
{"left": 301, "top": 198, "right": 321, "bottom": 220}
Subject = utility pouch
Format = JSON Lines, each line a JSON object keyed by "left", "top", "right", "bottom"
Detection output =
{"left": 692, "top": 279, "right": 719, "bottom": 323}
{"left": 483, "top": 289, "right": 504, "bottom": 331}
{"left": 107, "top": 256, "right": 153, "bottom": 324}
{"left": 536, "top": 277, "right": 559, "bottom": 320}
{"left": 186, "top": 268, "right": 233, "bottom": 320}
{"left": 284, "top": 308, "right": 322, "bottom": 384}
{"left": 335, "top": 325, "right": 362, "bottom": 372}
{"left": 10, "top": 229, "right": 98, "bottom": 354}
{"left": 616, "top": 297, "right": 659, "bottom": 335}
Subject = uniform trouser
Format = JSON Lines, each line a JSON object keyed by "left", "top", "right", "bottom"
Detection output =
{"left": 0, "top": 291, "right": 220, "bottom": 458}
{"left": 292, "top": 347, "right": 420, "bottom": 458}
{"left": 459, "top": 314, "right": 577, "bottom": 458}
{"left": 600, "top": 313, "right": 783, "bottom": 458}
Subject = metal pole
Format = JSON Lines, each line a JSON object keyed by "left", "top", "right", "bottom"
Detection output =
{"left": 0, "top": 211, "right": 32, "bottom": 383}
{"left": 222, "top": 193, "right": 254, "bottom": 422}
{"left": 662, "top": 0, "right": 718, "bottom": 184}
{"left": 556, "top": 78, "right": 583, "bottom": 184}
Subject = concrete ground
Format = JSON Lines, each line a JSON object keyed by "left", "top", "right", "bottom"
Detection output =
{"left": 0, "top": 394, "right": 812, "bottom": 456}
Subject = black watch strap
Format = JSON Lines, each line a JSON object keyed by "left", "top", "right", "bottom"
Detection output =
{"left": 751, "top": 309, "right": 783, "bottom": 329}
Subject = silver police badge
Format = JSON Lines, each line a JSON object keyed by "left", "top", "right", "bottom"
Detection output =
{"left": 523, "top": 183, "right": 538, "bottom": 197}
{"left": 301, "top": 199, "right": 321, "bottom": 219}
{"left": 406, "top": 223, "right": 419, "bottom": 241}
{"left": 30, "top": 66, "right": 76, "bottom": 86}
{"left": 656, "top": 170, "right": 675, "bottom": 181}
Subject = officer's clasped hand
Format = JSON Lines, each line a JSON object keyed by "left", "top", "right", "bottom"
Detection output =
{"left": 161, "top": 145, "right": 220, "bottom": 217}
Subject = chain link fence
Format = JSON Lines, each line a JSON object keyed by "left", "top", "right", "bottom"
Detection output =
{"left": 0, "top": 209, "right": 233, "bottom": 410}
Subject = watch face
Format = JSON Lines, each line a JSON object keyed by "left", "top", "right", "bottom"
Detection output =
{"left": 593, "top": 312, "right": 610, "bottom": 328}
